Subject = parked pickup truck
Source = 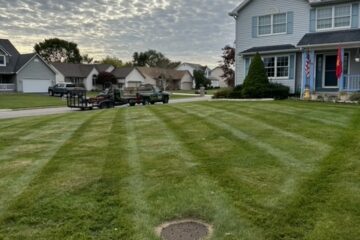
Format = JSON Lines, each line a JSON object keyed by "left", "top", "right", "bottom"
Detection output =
{"left": 48, "top": 83, "right": 76, "bottom": 97}
{"left": 130, "top": 84, "right": 170, "bottom": 105}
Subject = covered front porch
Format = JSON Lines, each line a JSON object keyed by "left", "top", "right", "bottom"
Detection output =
{"left": 298, "top": 29, "right": 360, "bottom": 97}
{"left": 0, "top": 74, "right": 16, "bottom": 92}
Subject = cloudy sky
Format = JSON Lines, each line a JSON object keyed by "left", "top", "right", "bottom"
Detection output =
{"left": 0, "top": 0, "right": 238, "bottom": 68}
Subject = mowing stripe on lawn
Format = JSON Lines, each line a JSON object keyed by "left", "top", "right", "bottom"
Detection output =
{"left": 0, "top": 111, "right": 98, "bottom": 216}
{"left": 166, "top": 104, "right": 320, "bottom": 207}
{"left": 261, "top": 110, "right": 360, "bottom": 240}
{"left": 240, "top": 103, "right": 347, "bottom": 128}
{"left": 204, "top": 102, "right": 345, "bottom": 145}
{"left": 149, "top": 105, "right": 281, "bottom": 237}
{"left": 0, "top": 110, "right": 114, "bottom": 238}
{"left": 198, "top": 102, "right": 330, "bottom": 152}
{"left": 145, "top": 106, "right": 265, "bottom": 239}
{"left": 171, "top": 104, "right": 306, "bottom": 171}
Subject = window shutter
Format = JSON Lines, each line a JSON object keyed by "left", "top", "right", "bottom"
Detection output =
{"left": 309, "top": 9, "right": 316, "bottom": 32}
{"left": 287, "top": 12, "right": 294, "bottom": 34}
{"left": 252, "top": 16, "right": 258, "bottom": 38}
{"left": 289, "top": 54, "right": 295, "bottom": 80}
{"left": 351, "top": 3, "right": 359, "bottom": 28}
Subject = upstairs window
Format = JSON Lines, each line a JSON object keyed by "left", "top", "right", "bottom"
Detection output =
{"left": 317, "top": 5, "right": 351, "bottom": 30}
{"left": 0, "top": 55, "right": 5, "bottom": 66}
{"left": 258, "top": 13, "right": 287, "bottom": 36}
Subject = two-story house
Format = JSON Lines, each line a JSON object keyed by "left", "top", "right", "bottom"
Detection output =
{"left": 230, "top": 0, "right": 360, "bottom": 95}
{"left": 0, "top": 39, "right": 56, "bottom": 93}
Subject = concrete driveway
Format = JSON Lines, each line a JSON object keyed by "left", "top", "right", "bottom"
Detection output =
{"left": 0, "top": 96, "right": 212, "bottom": 120}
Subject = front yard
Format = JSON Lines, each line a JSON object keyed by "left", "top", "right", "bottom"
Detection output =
{"left": 0, "top": 101, "right": 359, "bottom": 239}
{"left": 0, "top": 94, "right": 66, "bottom": 109}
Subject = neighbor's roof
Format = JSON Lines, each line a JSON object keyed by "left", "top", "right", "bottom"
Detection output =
{"left": 111, "top": 67, "right": 135, "bottom": 79}
{"left": 52, "top": 63, "right": 95, "bottom": 78}
{"left": 137, "top": 67, "right": 189, "bottom": 80}
{"left": 179, "top": 62, "right": 207, "bottom": 71}
{"left": 14, "top": 53, "right": 37, "bottom": 72}
{"left": 241, "top": 44, "right": 298, "bottom": 55}
{"left": 298, "top": 29, "right": 360, "bottom": 47}
{"left": 95, "top": 64, "right": 112, "bottom": 72}
{"left": 0, "top": 39, "right": 20, "bottom": 74}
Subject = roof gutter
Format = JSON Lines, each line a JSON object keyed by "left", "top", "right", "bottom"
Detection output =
{"left": 297, "top": 41, "right": 360, "bottom": 49}
{"left": 240, "top": 48, "right": 300, "bottom": 56}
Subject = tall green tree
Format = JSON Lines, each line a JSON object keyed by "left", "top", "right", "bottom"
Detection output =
{"left": 220, "top": 45, "right": 235, "bottom": 87}
{"left": 242, "top": 52, "right": 270, "bottom": 98}
{"left": 194, "top": 70, "right": 211, "bottom": 89}
{"left": 132, "top": 50, "right": 180, "bottom": 68}
{"left": 100, "top": 56, "right": 132, "bottom": 68}
{"left": 34, "top": 38, "right": 82, "bottom": 63}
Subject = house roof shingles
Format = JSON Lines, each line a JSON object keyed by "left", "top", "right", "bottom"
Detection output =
{"left": 0, "top": 39, "right": 40, "bottom": 74}
{"left": 52, "top": 63, "right": 101, "bottom": 78}
{"left": 111, "top": 67, "right": 134, "bottom": 79}
{"left": 241, "top": 44, "right": 298, "bottom": 55}
{"left": 138, "top": 67, "right": 189, "bottom": 80}
{"left": 298, "top": 29, "right": 360, "bottom": 47}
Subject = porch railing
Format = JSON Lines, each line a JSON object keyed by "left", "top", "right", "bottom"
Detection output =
{"left": 343, "top": 75, "right": 360, "bottom": 92}
{"left": 0, "top": 84, "right": 15, "bottom": 91}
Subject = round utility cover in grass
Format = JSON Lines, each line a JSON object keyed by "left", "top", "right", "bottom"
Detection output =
{"left": 156, "top": 219, "right": 213, "bottom": 240}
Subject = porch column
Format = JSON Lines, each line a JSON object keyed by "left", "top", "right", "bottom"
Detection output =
{"left": 339, "top": 48, "right": 345, "bottom": 91}
{"left": 301, "top": 50, "right": 315, "bottom": 98}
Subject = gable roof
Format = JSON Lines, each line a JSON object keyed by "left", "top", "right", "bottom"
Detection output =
{"left": 52, "top": 63, "right": 95, "bottom": 78}
{"left": 137, "top": 67, "right": 190, "bottom": 80}
{"left": 179, "top": 62, "right": 208, "bottom": 72}
{"left": 95, "top": 64, "right": 113, "bottom": 73}
{"left": 111, "top": 67, "right": 135, "bottom": 79}
{"left": 14, "top": 53, "right": 36, "bottom": 72}
{"left": 229, "top": 0, "right": 347, "bottom": 16}
{"left": 298, "top": 29, "right": 360, "bottom": 47}
{"left": 0, "top": 39, "right": 20, "bottom": 56}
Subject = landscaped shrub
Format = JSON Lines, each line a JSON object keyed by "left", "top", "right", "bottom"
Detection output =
{"left": 242, "top": 53, "right": 270, "bottom": 98}
{"left": 229, "top": 85, "right": 243, "bottom": 98}
{"left": 266, "top": 83, "right": 290, "bottom": 100}
{"left": 213, "top": 88, "right": 233, "bottom": 99}
{"left": 350, "top": 92, "right": 360, "bottom": 102}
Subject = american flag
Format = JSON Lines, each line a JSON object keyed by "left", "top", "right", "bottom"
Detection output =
{"left": 305, "top": 52, "right": 311, "bottom": 79}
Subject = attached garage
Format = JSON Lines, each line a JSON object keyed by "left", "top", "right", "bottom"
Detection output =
{"left": 22, "top": 79, "right": 52, "bottom": 93}
{"left": 181, "top": 82, "right": 193, "bottom": 90}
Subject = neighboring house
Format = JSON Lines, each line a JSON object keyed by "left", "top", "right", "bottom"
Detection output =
{"left": 52, "top": 63, "right": 114, "bottom": 91}
{"left": 230, "top": 0, "right": 360, "bottom": 95}
{"left": 0, "top": 39, "right": 56, "bottom": 93}
{"left": 137, "top": 67, "right": 193, "bottom": 90}
{"left": 111, "top": 67, "right": 145, "bottom": 88}
{"left": 176, "top": 62, "right": 211, "bottom": 88}
{"left": 209, "top": 67, "right": 228, "bottom": 88}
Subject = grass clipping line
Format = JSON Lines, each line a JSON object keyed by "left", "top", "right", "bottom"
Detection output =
{"left": 155, "top": 219, "right": 213, "bottom": 240}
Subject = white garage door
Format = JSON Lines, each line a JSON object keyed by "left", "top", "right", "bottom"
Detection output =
{"left": 23, "top": 79, "right": 52, "bottom": 93}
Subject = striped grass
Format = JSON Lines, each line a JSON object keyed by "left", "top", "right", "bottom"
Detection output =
{"left": 0, "top": 101, "right": 359, "bottom": 239}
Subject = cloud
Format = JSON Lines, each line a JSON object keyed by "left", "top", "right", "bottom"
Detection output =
{"left": 0, "top": 0, "right": 238, "bottom": 67}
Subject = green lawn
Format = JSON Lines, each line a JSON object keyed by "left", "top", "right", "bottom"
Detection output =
{"left": 171, "top": 89, "right": 221, "bottom": 95}
{"left": 0, "top": 101, "right": 359, "bottom": 239}
{"left": 0, "top": 94, "right": 66, "bottom": 109}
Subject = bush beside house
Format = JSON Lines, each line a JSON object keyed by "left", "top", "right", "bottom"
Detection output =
{"left": 213, "top": 53, "right": 289, "bottom": 100}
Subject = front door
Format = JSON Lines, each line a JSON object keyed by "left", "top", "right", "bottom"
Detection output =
{"left": 324, "top": 55, "right": 338, "bottom": 88}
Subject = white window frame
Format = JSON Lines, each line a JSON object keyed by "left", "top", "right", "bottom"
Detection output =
{"left": 316, "top": 4, "right": 352, "bottom": 31}
{"left": 258, "top": 13, "right": 288, "bottom": 36}
{"left": 263, "top": 55, "right": 290, "bottom": 79}
{"left": 0, "top": 55, "right": 6, "bottom": 67}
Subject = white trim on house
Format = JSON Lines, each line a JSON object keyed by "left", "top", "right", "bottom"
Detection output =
{"left": 263, "top": 55, "right": 291, "bottom": 80}
{"left": 319, "top": 51, "right": 350, "bottom": 89}
{"left": 0, "top": 55, "right": 5, "bottom": 67}
{"left": 16, "top": 54, "right": 56, "bottom": 75}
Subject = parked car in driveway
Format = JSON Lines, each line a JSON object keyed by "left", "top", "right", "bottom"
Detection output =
{"left": 48, "top": 83, "right": 76, "bottom": 97}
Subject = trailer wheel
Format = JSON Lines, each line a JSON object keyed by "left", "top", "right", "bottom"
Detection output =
{"left": 129, "top": 102, "right": 136, "bottom": 107}
{"left": 142, "top": 98, "right": 150, "bottom": 105}
{"left": 163, "top": 96, "right": 169, "bottom": 104}
{"left": 108, "top": 102, "right": 115, "bottom": 108}
{"left": 99, "top": 102, "right": 106, "bottom": 109}
{"left": 150, "top": 101, "right": 155, "bottom": 105}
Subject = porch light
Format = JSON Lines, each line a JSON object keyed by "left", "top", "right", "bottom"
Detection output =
{"left": 356, "top": 48, "right": 360, "bottom": 63}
